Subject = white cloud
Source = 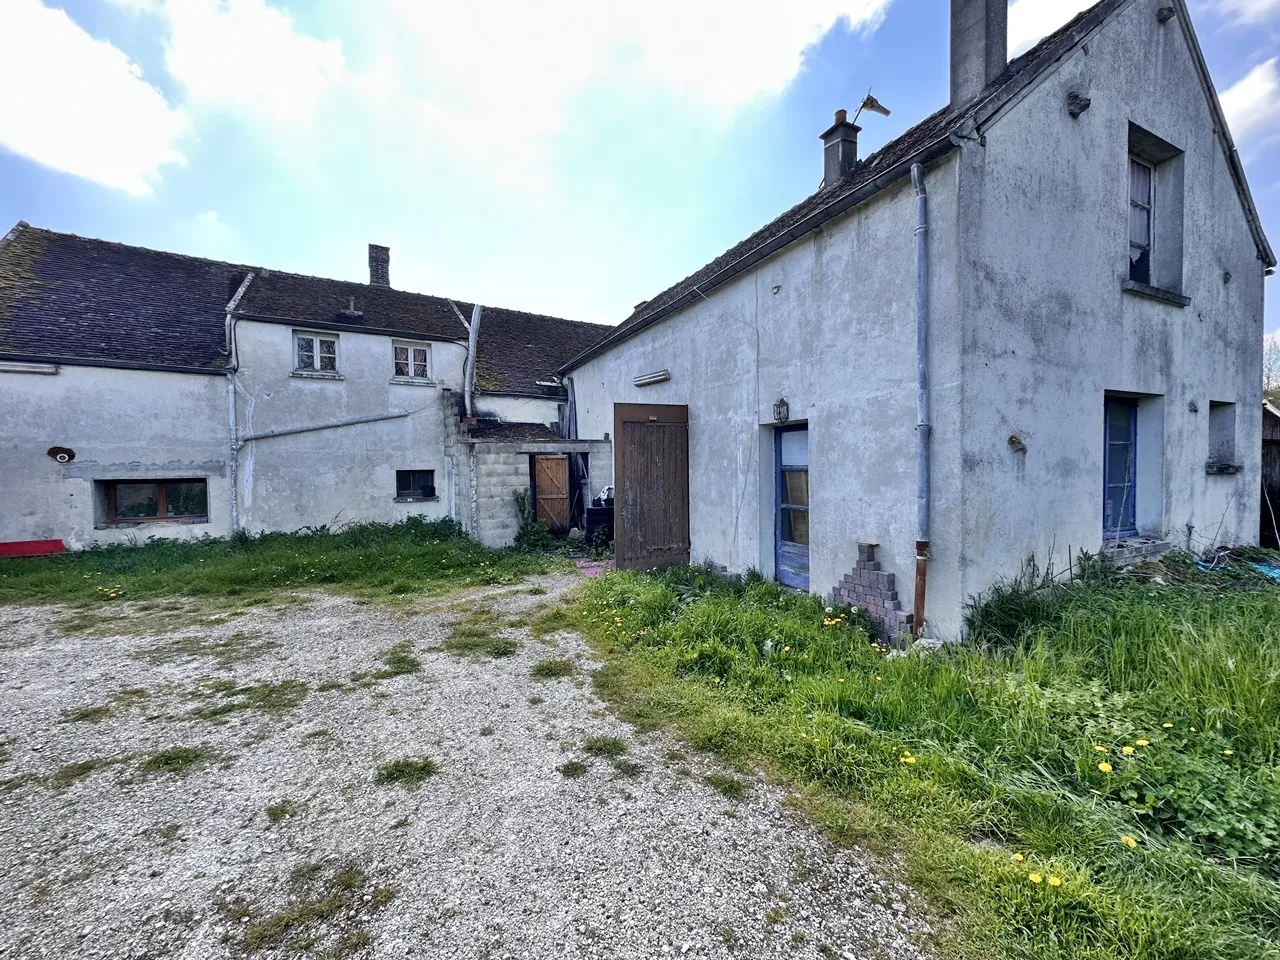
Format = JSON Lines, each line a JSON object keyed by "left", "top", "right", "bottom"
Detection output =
{"left": 1220, "top": 57, "right": 1280, "bottom": 144}
{"left": 1212, "top": 0, "right": 1280, "bottom": 25}
{"left": 1007, "top": 0, "right": 1095, "bottom": 56}
{"left": 0, "top": 0, "right": 187, "bottom": 196}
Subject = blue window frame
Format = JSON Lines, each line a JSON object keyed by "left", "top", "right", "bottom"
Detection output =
{"left": 775, "top": 425, "right": 809, "bottom": 591}
{"left": 1103, "top": 397, "right": 1138, "bottom": 538}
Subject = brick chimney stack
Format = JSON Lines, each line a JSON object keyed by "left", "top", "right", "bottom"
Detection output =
{"left": 368, "top": 244, "right": 390, "bottom": 287}
{"left": 819, "top": 109, "right": 860, "bottom": 188}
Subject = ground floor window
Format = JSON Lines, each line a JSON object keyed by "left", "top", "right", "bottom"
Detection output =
{"left": 395, "top": 470, "right": 436, "bottom": 500}
{"left": 102, "top": 479, "right": 208, "bottom": 523}
{"left": 1103, "top": 397, "right": 1138, "bottom": 538}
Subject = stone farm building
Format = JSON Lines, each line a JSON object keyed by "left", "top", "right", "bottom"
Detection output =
{"left": 559, "top": 0, "right": 1274, "bottom": 639}
{"left": 0, "top": 224, "right": 611, "bottom": 551}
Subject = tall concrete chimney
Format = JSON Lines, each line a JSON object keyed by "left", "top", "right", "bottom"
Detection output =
{"left": 368, "top": 243, "right": 390, "bottom": 287}
{"left": 820, "top": 109, "right": 860, "bottom": 187}
{"left": 950, "top": 0, "right": 1007, "bottom": 110}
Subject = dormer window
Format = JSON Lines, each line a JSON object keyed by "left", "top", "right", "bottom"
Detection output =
{"left": 392, "top": 341, "right": 432, "bottom": 383}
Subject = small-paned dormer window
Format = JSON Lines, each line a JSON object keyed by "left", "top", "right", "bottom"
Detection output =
{"left": 1128, "top": 157, "right": 1154, "bottom": 285}
{"left": 393, "top": 341, "right": 431, "bottom": 381}
{"left": 295, "top": 331, "right": 338, "bottom": 372}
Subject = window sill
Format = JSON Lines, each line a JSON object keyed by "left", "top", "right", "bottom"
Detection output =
{"left": 393, "top": 496, "right": 439, "bottom": 503}
{"left": 96, "top": 517, "right": 209, "bottom": 530}
{"left": 291, "top": 370, "right": 344, "bottom": 381}
{"left": 389, "top": 377, "right": 437, "bottom": 387}
{"left": 1206, "top": 461, "right": 1243, "bottom": 475}
{"left": 1122, "top": 280, "right": 1190, "bottom": 308}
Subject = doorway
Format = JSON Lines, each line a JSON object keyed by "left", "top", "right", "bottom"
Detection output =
{"left": 1103, "top": 396, "right": 1138, "bottom": 539}
{"left": 613, "top": 403, "right": 690, "bottom": 571}
{"left": 775, "top": 425, "right": 809, "bottom": 590}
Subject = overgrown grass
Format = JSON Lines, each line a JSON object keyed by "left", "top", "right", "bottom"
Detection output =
{"left": 140, "top": 745, "right": 210, "bottom": 776}
{"left": 531, "top": 658, "right": 576, "bottom": 679}
{"left": 574, "top": 559, "right": 1280, "bottom": 960}
{"left": 0, "top": 517, "right": 566, "bottom": 607}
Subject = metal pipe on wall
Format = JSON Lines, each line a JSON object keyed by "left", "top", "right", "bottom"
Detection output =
{"left": 463, "top": 304, "right": 483, "bottom": 418}
{"left": 910, "top": 163, "right": 931, "bottom": 640}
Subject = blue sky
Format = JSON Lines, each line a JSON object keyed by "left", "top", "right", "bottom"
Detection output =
{"left": 1, "top": 0, "right": 1278, "bottom": 334}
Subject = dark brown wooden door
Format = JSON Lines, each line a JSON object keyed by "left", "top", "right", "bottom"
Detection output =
{"left": 614, "top": 403, "right": 690, "bottom": 571}
{"left": 534, "top": 455, "right": 571, "bottom": 532}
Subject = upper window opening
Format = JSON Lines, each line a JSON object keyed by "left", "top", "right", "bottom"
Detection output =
{"left": 1128, "top": 158, "right": 1154, "bottom": 285}
{"left": 393, "top": 341, "right": 432, "bottom": 381}
{"left": 295, "top": 331, "right": 338, "bottom": 373}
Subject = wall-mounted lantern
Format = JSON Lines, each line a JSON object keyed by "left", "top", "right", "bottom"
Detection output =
{"left": 773, "top": 397, "right": 790, "bottom": 424}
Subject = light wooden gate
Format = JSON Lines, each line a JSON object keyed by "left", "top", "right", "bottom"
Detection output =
{"left": 614, "top": 403, "right": 690, "bottom": 571}
{"left": 534, "top": 455, "right": 571, "bottom": 532}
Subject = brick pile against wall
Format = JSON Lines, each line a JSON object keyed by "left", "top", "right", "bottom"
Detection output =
{"left": 830, "top": 542, "right": 913, "bottom": 643}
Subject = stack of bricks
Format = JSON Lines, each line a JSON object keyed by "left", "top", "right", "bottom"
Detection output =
{"left": 830, "top": 542, "right": 913, "bottom": 644}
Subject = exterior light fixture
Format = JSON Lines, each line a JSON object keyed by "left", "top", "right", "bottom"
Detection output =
{"left": 773, "top": 397, "right": 790, "bottom": 424}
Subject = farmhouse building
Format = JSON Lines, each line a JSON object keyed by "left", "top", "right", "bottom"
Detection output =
{"left": 561, "top": 0, "right": 1275, "bottom": 639}
{"left": 0, "top": 224, "right": 611, "bottom": 551}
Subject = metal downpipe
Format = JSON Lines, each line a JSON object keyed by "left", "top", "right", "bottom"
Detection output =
{"left": 910, "top": 163, "right": 931, "bottom": 640}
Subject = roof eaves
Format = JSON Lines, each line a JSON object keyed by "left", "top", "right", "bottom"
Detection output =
{"left": 560, "top": 132, "right": 958, "bottom": 372}
{"left": 0, "top": 352, "right": 226, "bottom": 376}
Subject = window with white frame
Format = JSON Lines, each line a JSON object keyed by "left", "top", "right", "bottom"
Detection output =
{"left": 294, "top": 331, "right": 338, "bottom": 373}
{"left": 1128, "top": 157, "right": 1154, "bottom": 285}
{"left": 393, "top": 341, "right": 432, "bottom": 381}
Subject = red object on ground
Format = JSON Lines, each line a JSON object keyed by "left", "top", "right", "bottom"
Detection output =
{"left": 0, "top": 539, "right": 66, "bottom": 557}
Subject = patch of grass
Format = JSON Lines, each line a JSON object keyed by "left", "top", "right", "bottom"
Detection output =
{"left": 705, "top": 772, "right": 748, "bottom": 802}
{"left": 301, "top": 728, "right": 330, "bottom": 742}
{"left": 0, "top": 517, "right": 566, "bottom": 608}
{"left": 582, "top": 735, "right": 628, "bottom": 759}
{"left": 316, "top": 679, "right": 346, "bottom": 692}
{"left": 58, "top": 704, "right": 112, "bottom": 724}
{"left": 140, "top": 745, "right": 209, "bottom": 776}
{"left": 374, "top": 757, "right": 438, "bottom": 787}
{"left": 189, "top": 679, "right": 308, "bottom": 720}
{"left": 370, "top": 641, "right": 421, "bottom": 679}
{"left": 144, "top": 823, "right": 182, "bottom": 845}
{"left": 612, "top": 758, "right": 644, "bottom": 777}
{"left": 136, "top": 631, "right": 279, "bottom": 668}
{"left": 266, "top": 800, "right": 304, "bottom": 824}
{"left": 529, "top": 605, "right": 575, "bottom": 638}
{"left": 479, "top": 725, "right": 496, "bottom": 737}
{"left": 443, "top": 624, "right": 519, "bottom": 660}
{"left": 577, "top": 561, "right": 1280, "bottom": 960}
{"left": 528, "top": 695, "right": 545, "bottom": 706}
{"left": 369, "top": 886, "right": 397, "bottom": 908}
{"left": 390, "top": 816, "right": 410, "bottom": 829}
{"left": 51, "top": 757, "right": 119, "bottom": 788}
{"left": 557, "top": 760, "right": 589, "bottom": 778}
{"left": 531, "top": 658, "right": 576, "bottom": 680}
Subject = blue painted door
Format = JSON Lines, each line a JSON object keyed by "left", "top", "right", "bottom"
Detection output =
{"left": 1103, "top": 397, "right": 1138, "bottom": 538}
{"left": 776, "top": 426, "right": 809, "bottom": 590}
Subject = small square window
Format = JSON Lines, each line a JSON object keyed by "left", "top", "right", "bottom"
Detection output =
{"left": 295, "top": 332, "right": 339, "bottom": 373}
{"left": 392, "top": 341, "right": 432, "bottom": 381}
{"left": 395, "top": 470, "right": 435, "bottom": 500}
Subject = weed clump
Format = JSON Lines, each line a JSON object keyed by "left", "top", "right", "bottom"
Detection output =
{"left": 531, "top": 659, "right": 575, "bottom": 680}
{"left": 557, "top": 760, "right": 589, "bottom": 778}
{"left": 582, "top": 736, "right": 628, "bottom": 759}
{"left": 374, "top": 757, "right": 439, "bottom": 787}
{"left": 141, "top": 746, "right": 209, "bottom": 776}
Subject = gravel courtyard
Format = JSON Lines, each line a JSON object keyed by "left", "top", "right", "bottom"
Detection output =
{"left": 0, "top": 573, "right": 930, "bottom": 960}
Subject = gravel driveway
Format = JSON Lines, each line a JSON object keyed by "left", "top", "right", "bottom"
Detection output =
{"left": 0, "top": 573, "right": 930, "bottom": 960}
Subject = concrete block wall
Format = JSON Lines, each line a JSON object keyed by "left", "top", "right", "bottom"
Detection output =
{"left": 473, "top": 449, "right": 531, "bottom": 547}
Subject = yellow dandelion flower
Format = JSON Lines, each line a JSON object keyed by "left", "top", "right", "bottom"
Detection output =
{"left": 1223, "top": 749, "right": 1234, "bottom": 756}
{"left": 1047, "top": 876, "right": 1063, "bottom": 887}
{"left": 1012, "top": 853, "right": 1025, "bottom": 862}
{"left": 838, "top": 678, "right": 845, "bottom": 683}
{"left": 900, "top": 755, "right": 916, "bottom": 765}
{"left": 1098, "top": 762, "right": 1113, "bottom": 774}
{"left": 712, "top": 677, "right": 721, "bottom": 685}
{"left": 782, "top": 646, "right": 791, "bottom": 653}
{"left": 1122, "top": 746, "right": 1135, "bottom": 756}
{"left": 1190, "top": 727, "right": 1197, "bottom": 733}
{"left": 874, "top": 676, "right": 882, "bottom": 682}
{"left": 1120, "top": 835, "right": 1138, "bottom": 849}
{"left": 1162, "top": 723, "right": 1173, "bottom": 729}
{"left": 1135, "top": 739, "right": 1150, "bottom": 747}
{"left": 1093, "top": 745, "right": 1108, "bottom": 753}
{"left": 1028, "top": 873, "right": 1043, "bottom": 884}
